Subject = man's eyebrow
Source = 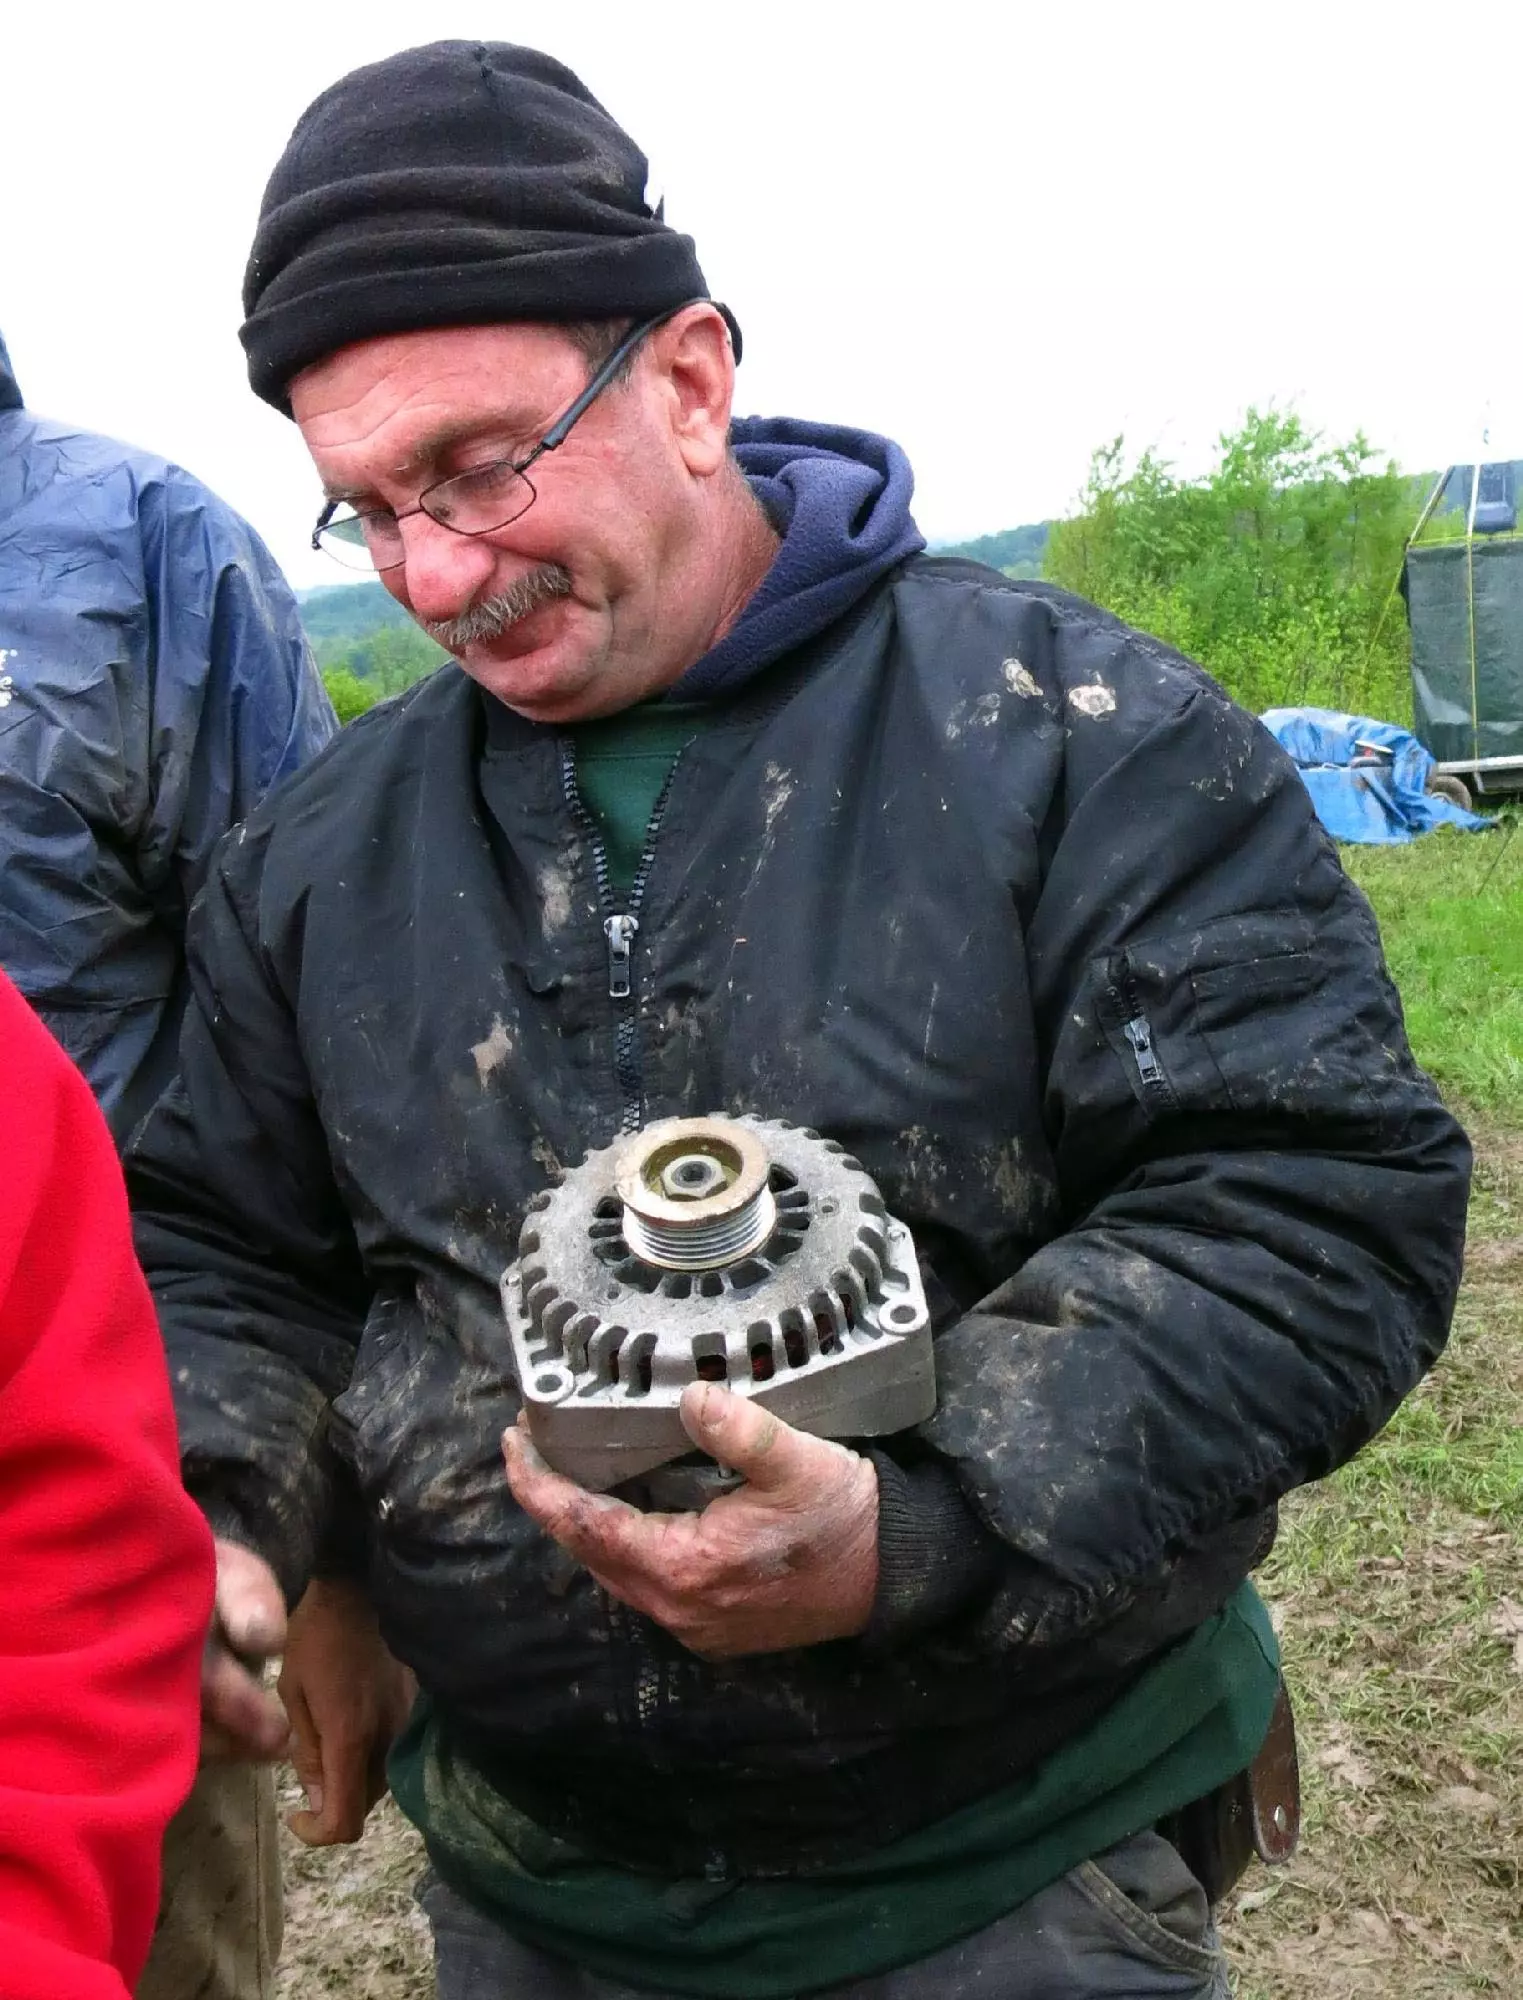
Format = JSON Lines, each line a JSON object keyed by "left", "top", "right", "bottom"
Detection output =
{"left": 319, "top": 406, "right": 543, "bottom": 507}
{"left": 395, "top": 407, "right": 542, "bottom": 479}
{"left": 313, "top": 408, "right": 539, "bottom": 508}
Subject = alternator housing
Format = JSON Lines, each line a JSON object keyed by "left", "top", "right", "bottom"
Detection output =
{"left": 501, "top": 1115, "right": 935, "bottom": 1491}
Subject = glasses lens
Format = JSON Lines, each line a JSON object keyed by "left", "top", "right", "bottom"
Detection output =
{"left": 317, "top": 506, "right": 403, "bottom": 573}
{"left": 424, "top": 461, "right": 535, "bottom": 535}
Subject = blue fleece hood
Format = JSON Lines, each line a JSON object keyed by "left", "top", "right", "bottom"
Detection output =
{"left": 0, "top": 330, "right": 22, "bottom": 412}
{"left": 672, "top": 416, "right": 925, "bottom": 699}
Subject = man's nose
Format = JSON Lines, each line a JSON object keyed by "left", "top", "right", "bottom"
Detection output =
{"left": 395, "top": 512, "right": 500, "bottom": 623}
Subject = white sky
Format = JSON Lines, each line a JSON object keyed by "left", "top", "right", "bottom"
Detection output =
{"left": 3, "top": 0, "right": 1514, "bottom": 592}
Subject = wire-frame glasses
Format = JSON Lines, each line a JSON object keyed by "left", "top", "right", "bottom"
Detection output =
{"left": 310, "top": 303, "right": 693, "bottom": 573}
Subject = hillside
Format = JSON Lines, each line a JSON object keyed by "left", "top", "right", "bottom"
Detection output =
{"left": 298, "top": 581, "right": 414, "bottom": 647}
{"left": 300, "top": 525, "right": 1054, "bottom": 722}
{"left": 299, "top": 582, "right": 447, "bottom": 717}
{"left": 931, "top": 522, "right": 1052, "bottom": 577}
{"left": 298, "top": 522, "right": 1058, "bottom": 667}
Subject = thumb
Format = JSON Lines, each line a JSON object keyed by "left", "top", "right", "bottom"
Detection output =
{"left": 214, "top": 1538, "right": 286, "bottom": 1659}
{"left": 678, "top": 1382, "right": 813, "bottom": 1494}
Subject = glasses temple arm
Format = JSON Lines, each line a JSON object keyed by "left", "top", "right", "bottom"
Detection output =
{"left": 536, "top": 303, "right": 696, "bottom": 454}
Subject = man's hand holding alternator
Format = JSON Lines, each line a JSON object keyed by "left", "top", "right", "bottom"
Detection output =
{"left": 503, "top": 1383, "right": 879, "bottom": 1658}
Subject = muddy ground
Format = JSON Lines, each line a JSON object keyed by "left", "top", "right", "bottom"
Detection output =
{"left": 275, "top": 1121, "right": 1522, "bottom": 1998}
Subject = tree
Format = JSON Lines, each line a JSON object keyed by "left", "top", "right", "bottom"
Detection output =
{"left": 321, "top": 666, "right": 380, "bottom": 725}
{"left": 314, "top": 621, "right": 448, "bottom": 723}
{"left": 351, "top": 622, "right": 448, "bottom": 696}
{"left": 1044, "top": 410, "right": 1414, "bottom": 719}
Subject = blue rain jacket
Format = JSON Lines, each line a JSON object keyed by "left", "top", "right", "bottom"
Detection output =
{"left": 1261, "top": 707, "right": 1493, "bottom": 844}
{"left": 0, "top": 331, "right": 335, "bottom": 1141}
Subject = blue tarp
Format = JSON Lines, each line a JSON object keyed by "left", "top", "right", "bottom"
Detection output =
{"left": 1261, "top": 707, "right": 1493, "bottom": 844}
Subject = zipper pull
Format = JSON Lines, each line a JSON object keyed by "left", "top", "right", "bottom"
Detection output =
{"left": 604, "top": 913, "right": 640, "bottom": 998}
{"left": 1123, "top": 1014, "right": 1164, "bottom": 1090}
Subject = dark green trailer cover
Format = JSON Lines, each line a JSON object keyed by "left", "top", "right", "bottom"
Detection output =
{"left": 1406, "top": 538, "right": 1523, "bottom": 763}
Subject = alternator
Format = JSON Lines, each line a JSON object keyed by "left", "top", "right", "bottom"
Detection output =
{"left": 501, "top": 1115, "right": 935, "bottom": 1493}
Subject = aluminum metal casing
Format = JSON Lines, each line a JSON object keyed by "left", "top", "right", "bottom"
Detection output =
{"left": 501, "top": 1117, "right": 935, "bottom": 1490}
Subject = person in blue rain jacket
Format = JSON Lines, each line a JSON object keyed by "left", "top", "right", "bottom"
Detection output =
{"left": 1, "top": 327, "right": 411, "bottom": 2000}
{"left": 0, "top": 326, "right": 334, "bottom": 1143}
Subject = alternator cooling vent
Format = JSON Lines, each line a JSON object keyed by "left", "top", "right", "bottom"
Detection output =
{"left": 501, "top": 1114, "right": 935, "bottom": 1491}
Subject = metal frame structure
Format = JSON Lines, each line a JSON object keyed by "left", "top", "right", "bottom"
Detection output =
{"left": 1406, "top": 463, "right": 1523, "bottom": 794}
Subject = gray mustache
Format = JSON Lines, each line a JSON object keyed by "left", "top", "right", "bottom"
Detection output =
{"left": 422, "top": 565, "right": 573, "bottom": 651}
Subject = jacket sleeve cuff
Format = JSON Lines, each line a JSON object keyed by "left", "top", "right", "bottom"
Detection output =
{"left": 310, "top": 1460, "right": 370, "bottom": 1583}
{"left": 862, "top": 1451, "right": 1007, "bottom": 1650}
{"left": 188, "top": 1488, "right": 314, "bottom": 1612}
{"left": 192, "top": 1492, "right": 280, "bottom": 1567}
{"left": 188, "top": 1429, "right": 364, "bottom": 1604}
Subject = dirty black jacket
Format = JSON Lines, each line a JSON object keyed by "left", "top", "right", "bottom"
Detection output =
{"left": 129, "top": 560, "right": 1469, "bottom": 1873}
{"left": 0, "top": 330, "right": 334, "bottom": 1141}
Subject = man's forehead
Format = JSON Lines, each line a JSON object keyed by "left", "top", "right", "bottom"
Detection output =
{"left": 293, "top": 322, "right": 586, "bottom": 489}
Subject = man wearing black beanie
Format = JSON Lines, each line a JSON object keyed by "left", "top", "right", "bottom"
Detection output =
{"left": 133, "top": 38, "right": 1467, "bottom": 2000}
{"left": 241, "top": 40, "right": 740, "bottom": 414}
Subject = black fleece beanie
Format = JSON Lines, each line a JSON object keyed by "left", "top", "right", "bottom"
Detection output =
{"left": 240, "top": 40, "right": 738, "bottom": 412}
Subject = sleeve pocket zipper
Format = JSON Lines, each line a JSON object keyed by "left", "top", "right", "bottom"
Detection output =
{"left": 1123, "top": 1013, "right": 1166, "bottom": 1091}
{"left": 1106, "top": 963, "right": 1179, "bottom": 1112}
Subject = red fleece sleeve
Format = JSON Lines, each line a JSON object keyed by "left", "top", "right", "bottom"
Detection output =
{"left": 0, "top": 973, "right": 214, "bottom": 2000}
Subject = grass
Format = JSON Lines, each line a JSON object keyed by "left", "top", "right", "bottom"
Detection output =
{"left": 1342, "top": 810, "right": 1523, "bottom": 1115}
{"left": 1223, "top": 813, "right": 1523, "bottom": 1997}
{"left": 1223, "top": 1118, "right": 1523, "bottom": 1998}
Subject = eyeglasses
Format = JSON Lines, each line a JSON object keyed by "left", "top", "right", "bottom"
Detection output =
{"left": 310, "top": 304, "right": 691, "bottom": 574}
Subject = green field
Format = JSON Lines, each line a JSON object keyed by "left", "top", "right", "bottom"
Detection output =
{"left": 1224, "top": 814, "right": 1523, "bottom": 1998}
{"left": 1343, "top": 819, "right": 1523, "bottom": 1117}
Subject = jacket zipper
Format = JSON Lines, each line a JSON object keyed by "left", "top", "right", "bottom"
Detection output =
{"left": 559, "top": 742, "right": 682, "bottom": 1133}
{"left": 1111, "top": 965, "right": 1178, "bottom": 1111}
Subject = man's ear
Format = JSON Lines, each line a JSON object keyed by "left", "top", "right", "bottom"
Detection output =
{"left": 655, "top": 304, "right": 736, "bottom": 477}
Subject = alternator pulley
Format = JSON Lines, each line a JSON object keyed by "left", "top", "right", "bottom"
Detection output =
{"left": 501, "top": 1114, "right": 936, "bottom": 1493}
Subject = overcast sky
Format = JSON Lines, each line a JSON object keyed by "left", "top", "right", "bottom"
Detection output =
{"left": 3, "top": 0, "right": 1513, "bottom": 592}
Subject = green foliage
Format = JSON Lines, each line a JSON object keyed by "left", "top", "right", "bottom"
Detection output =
{"left": 321, "top": 666, "right": 381, "bottom": 725}
{"left": 1044, "top": 410, "right": 1416, "bottom": 718}
{"left": 319, "top": 619, "right": 447, "bottom": 694}
{"left": 300, "top": 581, "right": 447, "bottom": 725}
{"left": 308, "top": 620, "right": 448, "bottom": 729}
{"left": 935, "top": 522, "right": 1052, "bottom": 578}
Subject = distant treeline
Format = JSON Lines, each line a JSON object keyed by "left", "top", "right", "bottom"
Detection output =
{"left": 300, "top": 581, "right": 415, "bottom": 644}
{"left": 305, "top": 419, "right": 1427, "bottom": 726}
{"left": 932, "top": 523, "right": 1051, "bottom": 577}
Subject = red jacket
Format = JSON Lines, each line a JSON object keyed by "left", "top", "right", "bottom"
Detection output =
{"left": 0, "top": 971, "right": 213, "bottom": 1999}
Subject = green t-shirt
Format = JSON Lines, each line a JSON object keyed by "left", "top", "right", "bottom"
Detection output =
{"left": 569, "top": 702, "right": 704, "bottom": 895}
{"left": 390, "top": 1583, "right": 1280, "bottom": 2000}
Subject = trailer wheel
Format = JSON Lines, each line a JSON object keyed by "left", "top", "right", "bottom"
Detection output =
{"left": 1427, "top": 773, "right": 1474, "bottom": 812}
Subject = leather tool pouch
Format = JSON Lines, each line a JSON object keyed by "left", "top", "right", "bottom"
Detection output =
{"left": 1157, "top": 1679, "right": 1301, "bottom": 1904}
